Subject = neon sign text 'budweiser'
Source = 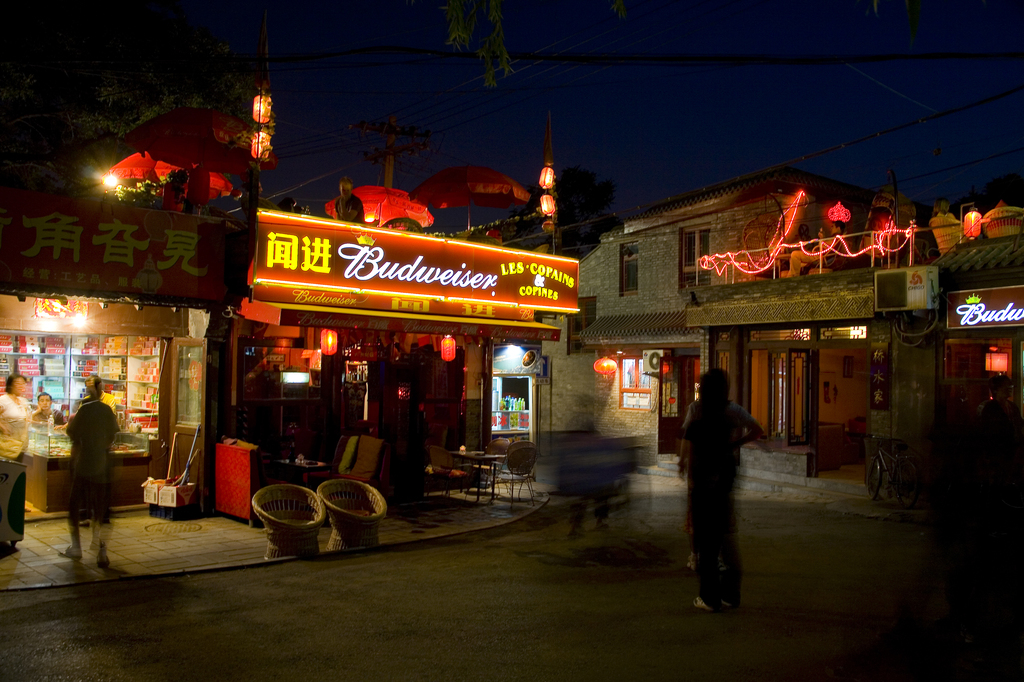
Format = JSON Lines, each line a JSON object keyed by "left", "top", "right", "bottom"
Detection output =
{"left": 338, "top": 244, "right": 499, "bottom": 292}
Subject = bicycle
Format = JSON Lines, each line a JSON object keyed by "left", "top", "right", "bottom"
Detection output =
{"left": 866, "top": 436, "right": 922, "bottom": 509}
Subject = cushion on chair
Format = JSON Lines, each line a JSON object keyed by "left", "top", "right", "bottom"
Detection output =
{"left": 337, "top": 436, "right": 360, "bottom": 474}
{"left": 349, "top": 435, "right": 384, "bottom": 479}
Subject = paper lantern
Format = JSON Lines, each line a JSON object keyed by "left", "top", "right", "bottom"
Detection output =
{"left": 594, "top": 357, "right": 617, "bottom": 375}
{"left": 440, "top": 335, "right": 457, "bottom": 362}
{"left": 542, "top": 220, "right": 555, "bottom": 233}
{"left": 986, "top": 352, "right": 1008, "bottom": 373}
{"left": 539, "top": 166, "right": 555, "bottom": 189}
{"left": 320, "top": 329, "right": 338, "bottom": 356}
{"left": 252, "top": 94, "right": 272, "bottom": 124}
{"left": 964, "top": 209, "right": 982, "bottom": 238}
{"left": 251, "top": 131, "right": 272, "bottom": 160}
{"left": 540, "top": 193, "right": 556, "bottom": 216}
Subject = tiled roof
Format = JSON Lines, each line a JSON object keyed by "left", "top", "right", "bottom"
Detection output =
{"left": 933, "top": 235, "right": 1024, "bottom": 272}
{"left": 629, "top": 166, "right": 876, "bottom": 221}
{"left": 579, "top": 310, "right": 693, "bottom": 346}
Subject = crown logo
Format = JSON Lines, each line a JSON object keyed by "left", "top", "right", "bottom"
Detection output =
{"left": 356, "top": 235, "right": 376, "bottom": 246}
{"left": 965, "top": 294, "right": 981, "bottom": 304}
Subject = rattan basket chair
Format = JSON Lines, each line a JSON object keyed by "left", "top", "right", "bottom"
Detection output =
{"left": 251, "top": 484, "right": 326, "bottom": 559}
{"left": 317, "top": 479, "right": 388, "bottom": 551}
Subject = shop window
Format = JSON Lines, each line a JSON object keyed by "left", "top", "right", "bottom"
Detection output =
{"left": 820, "top": 326, "right": 867, "bottom": 340}
{"left": 619, "top": 356, "right": 651, "bottom": 409}
{"left": 941, "top": 338, "right": 1013, "bottom": 430}
{"left": 620, "top": 243, "right": 639, "bottom": 295}
{"left": 681, "top": 228, "right": 711, "bottom": 287}
{"left": 568, "top": 297, "right": 597, "bottom": 354}
{"left": 749, "top": 328, "right": 811, "bottom": 342}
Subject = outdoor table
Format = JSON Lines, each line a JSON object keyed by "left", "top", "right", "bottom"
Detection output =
{"left": 451, "top": 451, "right": 505, "bottom": 503}
{"left": 269, "top": 459, "right": 331, "bottom": 488}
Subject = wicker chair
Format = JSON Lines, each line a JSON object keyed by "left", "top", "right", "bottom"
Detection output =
{"left": 497, "top": 441, "right": 538, "bottom": 508}
{"left": 317, "top": 479, "right": 388, "bottom": 551}
{"left": 251, "top": 484, "right": 326, "bottom": 559}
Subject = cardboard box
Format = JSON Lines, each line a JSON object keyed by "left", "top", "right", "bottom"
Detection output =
{"left": 158, "top": 483, "right": 197, "bottom": 508}
{"left": 143, "top": 483, "right": 163, "bottom": 504}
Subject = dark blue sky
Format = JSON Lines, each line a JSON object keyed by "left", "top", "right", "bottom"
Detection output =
{"left": 181, "top": 0, "right": 1024, "bottom": 231}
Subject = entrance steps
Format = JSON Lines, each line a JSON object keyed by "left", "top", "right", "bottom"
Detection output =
{"left": 640, "top": 445, "right": 865, "bottom": 500}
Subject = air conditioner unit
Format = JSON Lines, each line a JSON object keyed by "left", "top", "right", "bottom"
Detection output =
{"left": 874, "top": 266, "right": 939, "bottom": 312}
{"left": 642, "top": 350, "right": 662, "bottom": 374}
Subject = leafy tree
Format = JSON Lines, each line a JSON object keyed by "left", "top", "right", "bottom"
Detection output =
{"left": 952, "top": 173, "right": 1024, "bottom": 216}
{"left": 508, "top": 166, "right": 618, "bottom": 252}
{"left": 0, "top": 1, "right": 249, "bottom": 196}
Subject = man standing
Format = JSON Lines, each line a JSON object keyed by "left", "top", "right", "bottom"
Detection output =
{"left": 334, "top": 176, "right": 365, "bottom": 224}
{"left": 65, "top": 375, "right": 120, "bottom": 567}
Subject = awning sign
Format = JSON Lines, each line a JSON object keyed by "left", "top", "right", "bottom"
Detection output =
{"left": 252, "top": 211, "right": 579, "bottom": 319}
{"left": 948, "top": 286, "right": 1024, "bottom": 329}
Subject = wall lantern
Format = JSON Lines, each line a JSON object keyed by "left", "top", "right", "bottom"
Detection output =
{"left": 440, "top": 335, "right": 457, "bottom": 362}
{"left": 539, "top": 166, "right": 555, "bottom": 189}
{"left": 251, "top": 131, "right": 272, "bottom": 161}
{"left": 540, "top": 193, "right": 556, "bottom": 216}
{"left": 594, "top": 357, "right": 617, "bottom": 375}
{"left": 986, "top": 352, "right": 1008, "bottom": 373}
{"left": 963, "top": 205, "right": 982, "bottom": 239}
{"left": 252, "top": 94, "right": 272, "bottom": 124}
{"left": 320, "top": 328, "right": 339, "bottom": 356}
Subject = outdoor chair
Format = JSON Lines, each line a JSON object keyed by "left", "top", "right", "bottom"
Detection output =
{"left": 251, "top": 484, "right": 326, "bottom": 559}
{"left": 425, "top": 445, "right": 469, "bottom": 497}
{"left": 485, "top": 437, "right": 511, "bottom": 457}
{"left": 317, "top": 479, "right": 387, "bottom": 551}
{"left": 497, "top": 440, "right": 538, "bottom": 508}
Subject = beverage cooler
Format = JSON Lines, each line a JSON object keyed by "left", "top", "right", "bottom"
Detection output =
{"left": 491, "top": 375, "right": 533, "bottom": 442}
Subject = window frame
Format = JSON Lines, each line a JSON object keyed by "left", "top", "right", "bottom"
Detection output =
{"left": 620, "top": 242, "right": 639, "bottom": 296}
{"left": 680, "top": 227, "right": 711, "bottom": 288}
{"left": 619, "top": 355, "right": 652, "bottom": 410}
{"left": 567, "top": 297, "right": 597, "bottom": 355}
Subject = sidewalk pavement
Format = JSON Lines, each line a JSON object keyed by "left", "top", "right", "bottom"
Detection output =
{"left": 0, "top": 487, "right": 551, "bottom": 592}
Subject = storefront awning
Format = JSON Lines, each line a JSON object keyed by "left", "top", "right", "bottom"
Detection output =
{"left": 579, "top": 310, "right": 694, "bottom": 347}
{"left": 240, "top": 300, "right": 561, "bottom": 341}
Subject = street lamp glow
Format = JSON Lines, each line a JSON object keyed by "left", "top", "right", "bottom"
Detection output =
{"left": 102, "top": 174, "right": 120, "bottom": 188}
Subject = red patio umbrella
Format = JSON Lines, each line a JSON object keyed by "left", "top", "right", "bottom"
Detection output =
{"left": 409, "top": 166, "right": 530, "bottom": 210}
{"left": 324, "top": 186, "right": 434, "bottom": 229}
{"left": 125, "top": 107, "right": 278, "bottom": 174}
{"left": 106, "top": 153, "right": 234, "bottom": 203}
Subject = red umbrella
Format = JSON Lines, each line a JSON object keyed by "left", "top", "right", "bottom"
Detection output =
{"left": 324, "top": 186, "right": 434, "bottom": 228}
{"left": 409, "top": 166, "right": 530, "bottom": 210}
{"left": 125, "top": 107, "right": 278, "bottom": 174}
{"left": 106, "top": 153, "right": 234, "bottom": 203}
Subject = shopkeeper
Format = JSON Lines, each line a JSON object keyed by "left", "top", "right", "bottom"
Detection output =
{"left": 32, "top": 393, "right": 66, "bottom": 426}
{"left": 0, "top": 374, "right": 31, "bottom": 459}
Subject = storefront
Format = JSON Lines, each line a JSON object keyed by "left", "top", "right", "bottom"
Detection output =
{"left": 492, "top": 343, "right": 540, "bottom": 443}
{"left": 233, "top": 209, "right": 578, "bottom": 501}
{"left": 0, "top": 186, "right": 227, "bottom": 512}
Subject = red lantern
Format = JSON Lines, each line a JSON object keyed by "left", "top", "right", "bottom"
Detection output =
{"left": 594, "top": 357, "right": 617, "bottom": 375}
{"left": 539, "top": 166, "right": 554, "bottom": 189}
{"left": 320, "top": 329, "right": 338, "bottom": 356}
{"left": 540, "top": 193, "right": 556, "bottom": 216}
{"left": 542, "top": 220, "right": 555, "bottom": 233}
{"left": 964, "top": 209, "right": 982, "bottom": 239}
{"left": 252, "top": 94, "right": 272, "bottom": 124}
{"left": 440, "top": 335, "right": 457, "bottom": 362}
{"left": 251, "top": 131, "right": 272, "bottom": 160}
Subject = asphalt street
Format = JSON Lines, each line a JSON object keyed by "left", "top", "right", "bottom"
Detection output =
{"left": 1, "top": 477, "right": 1021, "bottom": 682}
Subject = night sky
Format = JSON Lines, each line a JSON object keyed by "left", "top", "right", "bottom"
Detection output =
{"left": 179, "top": 0, "right": 1024, "bottom": 231}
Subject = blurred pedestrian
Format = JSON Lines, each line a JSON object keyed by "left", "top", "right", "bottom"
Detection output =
{"left": 334, "top": 177, "right": 365, "bottom": 223}
{"left": 0, "top": 374, "right": 31, "bottom": 461}
{"left": 683, "top": 369, "right": 763, "bottom": 612}
{"left": 64, "top": 375, "right": 120, "bottom": 567}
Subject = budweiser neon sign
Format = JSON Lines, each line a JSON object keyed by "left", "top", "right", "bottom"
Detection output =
{"left": 948, "top": 287, "right": 1024, "bottom": 329}
{"left": 253, "top": 211, "right": 580, "bottom": 316}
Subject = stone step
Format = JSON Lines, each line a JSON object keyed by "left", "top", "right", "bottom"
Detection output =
{"left": 736, "top": 465, "right": 864, "bottom": 496}
{"left": 734, "top": 474, "right": 865, "bottom": 500}
{"left": 636, "top": 465, "right": 677, "bottom": 478}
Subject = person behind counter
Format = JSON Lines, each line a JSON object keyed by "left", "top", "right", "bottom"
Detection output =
{"left": 0, "top": 374, "right": 31, "bottom": 460}
{"left": 32, "top": 392, "right": 66, "bottom": 426}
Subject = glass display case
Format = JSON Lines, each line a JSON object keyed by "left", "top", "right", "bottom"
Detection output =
{"left": 27, "top": 422, "right": 72, "bottom": 458}
{"left": 110, "top": 432, "right": 152, "bottom": 457}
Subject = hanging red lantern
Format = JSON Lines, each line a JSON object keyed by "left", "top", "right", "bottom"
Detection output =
{"left": 594, "top": 357, "right": 617, "bottom": 375}
{"left": 539, "top": 166, "right": 555, "bottom": 189}
{"left": 252, "top": 94, "right": 273, "bottom": 124}
{"left": 440, "top": 335, "right": 457, "bottom": 362}
{"left": 320, "top": 329, "right": 338, "bottom": 356}
{"left": 540, "top": 193, "right": 556, "bottom": 216}
{"left": 251, "top": 131, "right": 272, "bottom": 160}
{"left": 964, "top": 208, "right": 982, "bottom": 239}
{"left": 542, "top": 220, "right": 555, "bottom": 233}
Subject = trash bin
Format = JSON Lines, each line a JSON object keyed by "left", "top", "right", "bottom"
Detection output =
{"left": 0, "top": 459, "right": 27, "bottom": 548}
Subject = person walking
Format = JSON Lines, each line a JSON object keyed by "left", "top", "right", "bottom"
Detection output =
{"left": 64, "top": 376, "right": 120, "bottom": 566}
{"left": 682, "top": 369, "right": 763, "bottom": 612}
{"left": 0, "top": 374, "right": 31, "bottom": 460}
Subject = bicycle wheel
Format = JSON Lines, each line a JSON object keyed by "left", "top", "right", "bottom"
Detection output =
{"left": 895, "top": 457, "right": 921, "bottom": 509}
{"left": 867, "top": 456, "right": 884, "bottom": 500}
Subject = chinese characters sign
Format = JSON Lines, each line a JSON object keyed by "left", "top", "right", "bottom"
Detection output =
{"left": 252, "top": 211, "right": 579, "bottom": 320}
{"left": 870, "top": 343, "right": 890, "bottom": 411}
{"left": 0, "top": 186, "right": 224, "bottom": 301}
{"left": 948, "top": 286, "right": 1024, "bottom": 329}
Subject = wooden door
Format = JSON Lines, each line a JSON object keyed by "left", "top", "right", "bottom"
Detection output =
{"left": 168, "top": 338, "right": 206, "bottom": 505}
{"left": 788, "top": 349, "right": 810, "bottom": 446}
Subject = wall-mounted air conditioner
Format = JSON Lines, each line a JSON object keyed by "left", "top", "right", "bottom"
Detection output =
{"left": 873, "top": 266, "right": 939, "bottom": 312}
{"left": 642, "top": 350, "right": 662, "bottom": 374}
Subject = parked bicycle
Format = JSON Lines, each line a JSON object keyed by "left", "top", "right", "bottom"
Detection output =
{"left": 866, "top": 436, "right": 922, "bottom": 509}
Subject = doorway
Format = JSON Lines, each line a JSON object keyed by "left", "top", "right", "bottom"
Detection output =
{"left": 750, "top": 348, "right": 810, "bottom": 446}
{"left": 658, "top": 355, "right": 699, "bottom": 454}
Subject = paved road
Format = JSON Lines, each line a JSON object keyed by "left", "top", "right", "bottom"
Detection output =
{"left": 1, "top": 477, "right": 1020, "bottom": 681}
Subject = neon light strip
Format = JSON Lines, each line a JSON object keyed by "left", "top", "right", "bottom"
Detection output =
{"left": 444, "top": 296, "right": 519, "bottom": 308}
{"left": 254, "top": 278, "right": 446, "bottom": 301}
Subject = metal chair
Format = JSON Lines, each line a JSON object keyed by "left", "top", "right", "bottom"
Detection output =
{"left": 497, "top": 441, "right": 537, "bottom": 507}
{"left": 485, "top": 438, "right": 511, "bottom": 456}
{"left": 425, "top": 445, "right": 469, "bottom": 497}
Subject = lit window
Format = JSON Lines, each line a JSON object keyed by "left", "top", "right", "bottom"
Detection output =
{"left": 681, "top": 228, "right": 711, "bottom": 287}
{"left": 620, "top": 243, "right": 638, "bottom": 295}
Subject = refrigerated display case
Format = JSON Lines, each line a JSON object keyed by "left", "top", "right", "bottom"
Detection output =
{"left": 491, "top": 374, "right": 534, "bottom": 442}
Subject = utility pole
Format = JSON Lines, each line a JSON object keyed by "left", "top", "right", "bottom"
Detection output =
{"left": 349, "top": 116, "right": 430, "bottom": 189}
